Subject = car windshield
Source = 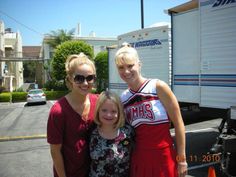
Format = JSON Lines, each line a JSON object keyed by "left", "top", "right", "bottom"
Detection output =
{"left": 29, "top": 90, "right": 43, "bottom": 94}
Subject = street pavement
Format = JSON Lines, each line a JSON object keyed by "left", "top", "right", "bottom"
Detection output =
{"left": 0, "top": 138, "right": 52, "bottom": 177}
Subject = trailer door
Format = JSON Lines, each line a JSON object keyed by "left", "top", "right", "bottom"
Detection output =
{"left": 199, "top": 0, "right": 236, "bottom": 109}
{"left": 172, "top": 9, "right": 200, "bottom": 104}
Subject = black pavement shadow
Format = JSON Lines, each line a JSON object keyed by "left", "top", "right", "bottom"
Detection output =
{"left": 24, "top": 101, "right": 47, "bottom": 107}
{"left": 181, "top": 108, "right": 227, "bottom": 126}
{"left": 185, "top": 131, "right": 223, "bottom": 177}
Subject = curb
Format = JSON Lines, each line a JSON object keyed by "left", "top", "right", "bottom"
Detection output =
{"left": 0, "top": 134, "right": 47, "bottom": 142}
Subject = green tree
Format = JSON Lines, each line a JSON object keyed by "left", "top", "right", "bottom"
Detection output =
{"left": 51, "top": 40, "right": 94, "bottom": 81}
{"left": 46, "top": 29, "right": 75, "bottom": 48}
{"left": 23, "top": 61, "right": 36, "bottom": 82}
{"left": 94, "top": 51, "right": 108, "bottom": 92}
{"left": 44, "top": 28, "right": 75, "bottom": 81}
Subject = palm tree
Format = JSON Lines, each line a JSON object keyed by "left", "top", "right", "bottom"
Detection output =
{"left": 44, "top": 28, "right": 75, "bottom": 81}
{"left": 46, "top": 28, "right": 75, "bottom": 48}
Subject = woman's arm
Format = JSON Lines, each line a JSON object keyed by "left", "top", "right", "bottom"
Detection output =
{"left": 50, "top": 144, "right": 67, "bottom": 177}
{"left": 157, "top": 80, "right": 187, "bottom": 176}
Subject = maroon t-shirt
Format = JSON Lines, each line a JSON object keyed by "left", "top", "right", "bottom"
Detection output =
{"left": 47, "top": 94, "right": 98, "bottom": 177}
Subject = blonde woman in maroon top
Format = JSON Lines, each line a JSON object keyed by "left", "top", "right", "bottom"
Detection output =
{"left": 47, "top": 53, "right": 98, "bottom": 177}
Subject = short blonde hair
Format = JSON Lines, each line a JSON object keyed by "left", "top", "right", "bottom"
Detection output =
{"left": 94, "top": 91, "right": 125, "bottom": 129}
{"left": 115, "top": 42, "right": 140, "bottom": 66}
{"left": 65, "top": 53, "right": 96, "bottom": 89}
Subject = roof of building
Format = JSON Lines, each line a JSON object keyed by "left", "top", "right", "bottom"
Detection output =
{"left": 168, "top": 0, "right": 198, "bottom": 14}
{"left": 43, "top": 35, "right": 117, "bottom": 43}
{"left": 23, "top": 46, "right": 41, "bottom": 58}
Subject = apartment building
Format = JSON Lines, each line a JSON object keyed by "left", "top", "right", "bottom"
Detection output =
{"left": 0, "top": 21, "right": 23, "bottom": 92}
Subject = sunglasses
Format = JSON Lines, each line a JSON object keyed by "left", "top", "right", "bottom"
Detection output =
{"left": 73, "top": 74, "right": 96, "bottom": 84}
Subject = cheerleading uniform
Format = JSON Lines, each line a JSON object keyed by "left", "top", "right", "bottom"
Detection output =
{"left": 120, "top": 79, "right": 178, "bottom": 177}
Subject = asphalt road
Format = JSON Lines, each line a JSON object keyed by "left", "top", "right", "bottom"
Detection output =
{"left": 0, "top": 101, "right": 225, "bottom": 177}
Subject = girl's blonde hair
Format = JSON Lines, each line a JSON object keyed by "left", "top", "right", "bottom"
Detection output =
{"left": 115, "top": 42, "right": 140, "bottom": 66}
{"left": 94, "top": 91, "right": 125, "bottom": 129}
{"left": 65, "top": 53, "right": 96, "bottom": 89}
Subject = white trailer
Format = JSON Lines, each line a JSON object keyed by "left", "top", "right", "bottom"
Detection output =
{"left": 168, "top": 0, "right": 236, "bottom": 109}
{"left": 108, "top": 24, "right": 171, "bottom": 95}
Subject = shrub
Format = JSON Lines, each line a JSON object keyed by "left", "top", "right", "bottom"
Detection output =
{"left": 0, "top": 93, "right": 11, "bottom": 102}
{"left": 45, "top": 90, "right": 69, "bottom": 100}
{"left": 94, "top": 51, "right": 108, "bottom": 92}
{"left": 43, "top": 79, "right": 67, "bottom": 91}
{"left": 45, "top": 89, "right": 97, "bottom": 100}
{"left": 51, "top": 40, "right": 94, "bottom": 81}
{"left": 12, "top": 92, "right": 27, "bottom": 102}
{"left": 14, "top": 87, "right": 24, "bottom": 92}
{"left": 0, "top": 89, "right": 97, "bottom": 103}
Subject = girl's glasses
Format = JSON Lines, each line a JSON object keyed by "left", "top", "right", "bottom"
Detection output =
{"left": 73, "top": 74, "right": 95, "bottom": 84}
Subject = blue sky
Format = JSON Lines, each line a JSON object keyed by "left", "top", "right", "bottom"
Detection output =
{"left": 0, "top": 0, "right": 189, "bottom": 46}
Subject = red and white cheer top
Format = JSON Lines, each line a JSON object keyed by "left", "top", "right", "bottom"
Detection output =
{"left": 120, "top": 79, "right": 174, "bottom": 150}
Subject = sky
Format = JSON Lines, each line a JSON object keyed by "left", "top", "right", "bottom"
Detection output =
{"left": 0, "top": 0, "right": 189, "bottom": 46}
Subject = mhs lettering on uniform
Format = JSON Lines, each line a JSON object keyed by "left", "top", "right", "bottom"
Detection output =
{"left": 126, "top": 102, "right": 155, "bottom": 122}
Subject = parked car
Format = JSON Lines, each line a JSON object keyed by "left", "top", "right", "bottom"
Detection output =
{"left": 26, "top": 89, "right": 46, "bottom": 105}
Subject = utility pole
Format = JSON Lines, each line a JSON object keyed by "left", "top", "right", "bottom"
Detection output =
{"left": 141, "top": 0, "right": 144, "bottom": 29}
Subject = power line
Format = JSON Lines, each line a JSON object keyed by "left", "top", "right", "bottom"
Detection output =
{"left": 0, "top": 10, "right": 43, "bottom": 36}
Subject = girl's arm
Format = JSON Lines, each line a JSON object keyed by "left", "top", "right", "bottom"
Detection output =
{"left": 157, "top": 80, "right": 187, "bottom": 176}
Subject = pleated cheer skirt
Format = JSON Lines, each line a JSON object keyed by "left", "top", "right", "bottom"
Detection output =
{"left": 130, "top": 146, "right": 178, "bottom": 177}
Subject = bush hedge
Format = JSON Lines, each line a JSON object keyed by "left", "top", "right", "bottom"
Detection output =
{"left": 0, "top": 93, "right": 11, "bottom": 102}
{"left": 12, "top": 92, "right": 27, "bottom": 102}
{"left": 0, "top": 90, "right": 70, "bottom": 103}
{"left": 45, "top": 90, "right": 69, "bottom": 100}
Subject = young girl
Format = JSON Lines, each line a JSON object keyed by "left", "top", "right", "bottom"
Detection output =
{"left": 115, "top": 44, "right": 187, "bottom": 177}
{"left": 47, "top": 53, "right": 98, "bottom": 177}
{"left": 89, "top": 91, "right": 134, "bottom": 177}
